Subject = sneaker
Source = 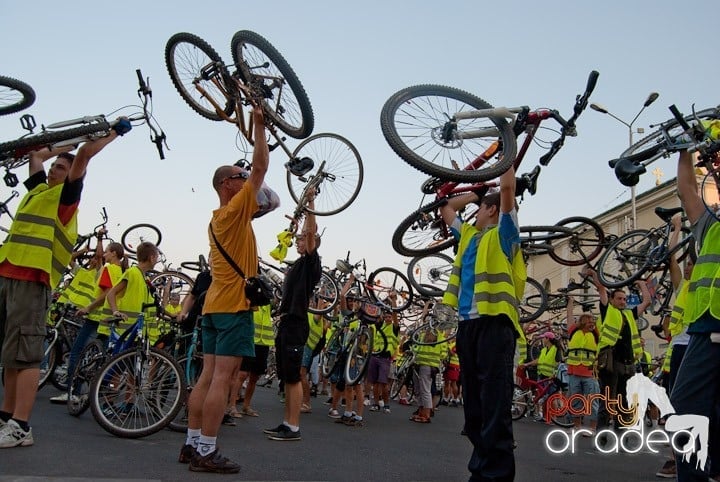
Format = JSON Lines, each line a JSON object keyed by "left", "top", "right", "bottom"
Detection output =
{"left": 449, "top": 400, "right": 459, "bottom": 408}
{"left": 335, "top": 414, "right": 352, "bottom": 424}
{"left": 363, "top": 397, "right": 372, "bottom": 406}
{"left": 263, "top": 423, "right": 287, "bottom": 435}
{"left": 50, "top": 393, "right": 69, "bottom": 404}
{"left": 323, "top": 397, "right": 333, "bottom": 406}
{"left": 0, "top": 420, "right": 34, "bottom": 448}
{"left": 267, "top": 425, "right": 301, "bottom": 441}
{"left": 439, "top": 399, "right": 449, "bottom": 406}
{"left": 221, "top": 414, "right": 236, "bottom": 426}
{"left": 383, "top": 406, "right": 391, "bottom": 414}
{"left": 189, "top": 448, "right": 241, "bottom": 474}
{"left": 344, "top": 417, "right": 364, "bottom": 427}
{"left": 369, "top": 404, "right": 380, "bottom": 412}
{"left": 178, "top": 443, "right": 195, "bottom": 464}
{"left": 328, "top": 408, "right": 341, "bottom": 419}
{"left": 655, "top": 459, "right": 676, "bottom": 478}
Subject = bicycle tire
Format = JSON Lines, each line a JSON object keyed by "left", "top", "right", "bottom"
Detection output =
{"left": 410, "top": 320, "right": 457, "bottom": 346}
{"left": 38, "top": 333, "right": 58, "bottom": 389}
{"left": 0, "top": 75, "right": 36, "bottom": 115}
{"left": 165, "top": 32, "right": 234, "bottom": 122}
{"left": 344, "top": 326, "right": 372, "bottom": 386}
{"left": 309, "top": 271, "right": 339, "bottom": 315}
{"left": 519, "top": 277, "right": 547, "bottom": 324}
{"left": 380, "top": 84, "right": 516, "bottom": 182}
{"left": 286, "top": 133, "right": 363, "bottom": 216}
{"left": 121, "top": 223, "right": 162, "bottom": 254}
{"left": 367, "top": 267, "right": 413, "bottom": 311}
{"left": 617, "top": 108, "right": 720, "bottom": 164}
{"left": 149, "top": 271, "right": 194, "bottom": 317}
{"left": 389, "top": 353, "right": 414, "bottom": 400}
{"left": 168, "top": 352, "right": 203, "bottom": 432}
{"left": 49, "top": 336, "right": 73, "bottom": 391}
{"left": 547, "top": 216, "right": 606, "bottom": 266}
{"left": 511, "top": 384, "right": 530, "bottom": 420}
{"left": 393, "top": 201, "right": 479, "bottom": 257}
{"left": 407, "top": 252, "right": 453, "bottom": 298}
{"left": 548, "top": 390, "right": 574, "bottom": 428}
{"left": 67, "top": 340, "right": 106, "bottom": 417}
{"left": 596, "top": 229, "right": 652, "bottom": 288}
{"left": 90, "top": 346, "right": 186, "bottom": 438}
{"left": 231, "top": 30, "right": 314, "bottom": 139}
{"left": 0, "top": 122, "right": 111, "bottom": 168}
{"left": 320, "top": 329, "right": 343, "bottom": 379}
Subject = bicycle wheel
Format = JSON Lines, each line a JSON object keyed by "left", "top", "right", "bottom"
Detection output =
{"left": 168, "top": 352, "right": 203, "bottom": 432}
{"left": 149, "top": 271, "right": 194, "bottom": 317}
{"left": 618, "top": 107, "right": 720, "bottom": 164}
{"left": 344, "top": 327, "right": 372, "bottom": 386}
{"left": 0, "top": 122, "right": 111, "bottom": 169}
{"left": 410, "top": 321, "right": 457, "bottom": 345}
{"left": 320, "top": 329, "right": 343, "bottom": 379}
{"left": 0, "top": 75, "right": 36, "bottom": 115}
{"left": 389, "top": 353, "right": 413, "bottom": 400}
{"left": 165, "top": 32, "right": 233, "bottom": 122}
{"left": 309, "top": 271, "right": 339, "bottom": 315}
{"left": 90, "top": 347, "right": 186, "bottom": 438}
{"left": 547, "top": 217, "right": 605, "bottom": 266}
{"left": 511, "top": 384, "right": 530, "bottom": 420}
{"left": 596, "top": 229, "right": 652, "bottom": 288}
{"left": 286, "top": 133, "right": 363, "bottom": 216}
{"left": 231, "top": 30, "right": 314, "bottom": 139}
{"left": 407, "top": 252, "right": 453, "bottom": 298}
{"left": 38, "top": 332, "right": 58, "bottom": 389}
{"left": 380, "top": 84, "right": 516, "bottom": 182}
{"left": 121, "top": 223, "right": 162, "bottom": 254}
{"left": 68, "top": 340, "right": 106, "bottom": 417}
{"left": 367, "top": 267, "right": 413, "bottom": 311}
{"left": 519, "top": 277, "right": 547, "bottom": 324}
{"left": 49, "top": 335, "right": 74, "bottom": 391}
{"left": 548, "top": 390, "right": 574, "bottom": 428}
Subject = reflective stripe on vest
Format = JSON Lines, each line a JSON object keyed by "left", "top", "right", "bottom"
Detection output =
{"left": 57, "top": 267, "right": 98, "bottom": 307}
{"left": 306, "top": 312, "right": 324, "bottom": 351}
{"left": 537, "top": 345, "right": 558, "bottom": 377}
{"left": 99, "top": 266, "right": 156, "bottom": 339}
{"left": 90, "top": 264, "right": 124, "bottom": 323}
{"left": 662, "top": 345, "right": 672, "bottom": 372}
{"left": 253, "top": 305, "right": 274, "bottom": 346}
{"left": 684, "top": 223, "right": 720, "bottom": 324}
{"left": 0, "top": 184, "right": 78, "bottom": 288}
{"left": 671, "top": 280, "right": 689, "bottom": 331}
{"left": 442, "top": 224, "right": 526, "bottom": 342}
{"left": 415, "top": 340, "right": 443, "bottom": 368}
{"left": 567, "top": 329, "right": 597, "bottom": 367}
{"left": 597, "top": 304, "right": 642, "bottom": 360}
{"left": 373, "top": 321, "right": 398, "bottom": 354}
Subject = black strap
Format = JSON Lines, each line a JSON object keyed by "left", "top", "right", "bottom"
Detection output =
{"left": 209, "top": 223, "right": 246, "bottom": 280}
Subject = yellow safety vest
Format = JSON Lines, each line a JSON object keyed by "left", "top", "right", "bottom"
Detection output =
{"left": 517, "top": 335, "right": 528, "bottom": 363}
{"left": 671, "top": 281, "right": 690, "bottom": 331}
{"left": 661, "top": 345, "right": 672, "bottom": 373}
{"left": 442, "top": 224, "right": 526, "bottom": 342}
{"left": 415, "top": 336, "right": 444, "bottom": 369}
{"left": 253, "top": 304, "right": 274, "bottom": 346}
{"left": 0, "top": 183, "right": 78, "bottom": 288}
{"left": 537, "top": 345, "right": 558, "bottom": 377}
{"left": 57, "top": 267, "right": 98, "bottom": 307}
{"left": 373, "top": 321, "right": 399, "bottom": 355}
{"left": 566, "top": 329, "right": 597, "bottom": 367}
{"left": 597, "top": 304, "right": 642, "bottom": 361}
{"left": 448, "top": 340, "right": 460, "bottom": 366}
{"left": 91, "top": 264, "right": 124, "bottom": 323}
{"left": 100, "top": 266, "right": 157, "bottom": 342}
{"left": 306, "top": 312, "right": 324, "bottom": 351}
{"left": 683, "top": 222, "right": 720, "bottom": 324}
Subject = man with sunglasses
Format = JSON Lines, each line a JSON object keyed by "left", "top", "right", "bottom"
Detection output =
{"left": 179, "top": 106, "right": 268, "bottom": 474}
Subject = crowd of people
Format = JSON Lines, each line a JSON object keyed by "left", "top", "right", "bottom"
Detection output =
{"left": 0, "top": 102, "right": 717, "bottom": 482}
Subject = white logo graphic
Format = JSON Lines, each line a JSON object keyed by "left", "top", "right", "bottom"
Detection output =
{"left": 544, "top": 373, "right": 710, "bottom": 470}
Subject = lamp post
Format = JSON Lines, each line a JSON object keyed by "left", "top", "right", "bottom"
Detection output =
{"left": 590, "top": 92, "right": 659, "bottom": 229}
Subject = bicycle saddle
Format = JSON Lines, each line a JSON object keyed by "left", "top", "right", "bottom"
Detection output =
{"left": 516, "top": 165, "right": 541, "bottom": 197}
{"left": 285, "top": 156, "right": 314, "bottom": 177}
{"left": 336, "top": 259, "right": 353, "bottom": 274}
{"left": 654, "top": 206, "right": 684, "bottom": 222}
{"left": 613, "top": 157, "right": 646, "bottom": 187}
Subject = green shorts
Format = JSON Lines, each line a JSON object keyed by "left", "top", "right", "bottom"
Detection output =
{"left": 201, "top": 311, "right": 255, "bottom": 357}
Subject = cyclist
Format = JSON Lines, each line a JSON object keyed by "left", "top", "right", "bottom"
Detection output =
{"left": 234, "top": 303, "right": 274, "bottom": 418}
{"left": 0, "top": 125, "right": 129, "bottom": 450}
{"left": 368, "top": 297, "right": 400, "bottom": 414}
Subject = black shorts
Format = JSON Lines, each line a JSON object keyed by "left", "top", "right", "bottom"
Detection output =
{"left": 275, "top": 315, "right": 309, "bottom": 384}
{"left": 240, "top": 344, "right": 270, "bottom": 375}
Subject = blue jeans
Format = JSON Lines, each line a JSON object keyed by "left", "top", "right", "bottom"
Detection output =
{"left": 66, "top": 319, "right": 98, "bottom": 386}
{"left": 670, "top": 329, "right": 720, "bottom": 481}
{"left": 567, "top": 374, "right": 600, "bottom": 421}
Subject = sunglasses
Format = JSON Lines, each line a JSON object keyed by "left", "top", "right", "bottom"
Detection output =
{"left": 225, "top": 171, "right": 249, "bottom": 182}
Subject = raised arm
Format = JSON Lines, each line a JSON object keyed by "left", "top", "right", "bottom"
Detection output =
{"left": 69, "top": 130, "right": 120, "bottom": 182}
{"left": 248, "top": 106, "right": 269, "bottom": 193}
{"left": 634, "top": 279, "right": 652, "bottom": 314}
{"left": 439, "top": 192, "right": 478, "bottom": 227}
{"left": 676, "top": 150, "right": 704, "bottom": 224}
{"left": 28, "top": 145, "right": 74, "bottom": 177}
{"left": 583, "top": 266, "right": 607, "bottom": 306}
{"left": 499, "top": 165, "right": 516, "bottom": 214}
{"left": 303, "top": 190, "right": 317, "bottom": 254}
{"left": 668, "top": 214, "right": 683, "bottom": 290}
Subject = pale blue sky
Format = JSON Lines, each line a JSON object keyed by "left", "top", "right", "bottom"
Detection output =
{"left": 1, "top": 1, "right": 717, "bottom": 275}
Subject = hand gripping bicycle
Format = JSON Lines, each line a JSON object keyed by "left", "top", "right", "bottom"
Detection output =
{"left": 0, "top": 69, "right": 167, "bottom": 187}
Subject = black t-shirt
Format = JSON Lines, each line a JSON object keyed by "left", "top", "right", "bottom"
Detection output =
{"left": 279, "top": 250, "right": 321, "bottom": 318}
{"left": 599, "top": 302, "right": 637, "bottom": 364}
{"left": 185, "top": 270, "right": 212, "bottom": 330}
{"left": 24, "top": 171, "right": 84, "bottom": 206}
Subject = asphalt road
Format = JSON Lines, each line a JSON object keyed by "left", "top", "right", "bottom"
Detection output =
{"left": 0, "top": 382, "right": 670, "bottom": 481}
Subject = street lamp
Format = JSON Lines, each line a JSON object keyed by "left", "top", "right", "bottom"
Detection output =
{"left": 590, "top": 92, "right": 659, "bottom": 229}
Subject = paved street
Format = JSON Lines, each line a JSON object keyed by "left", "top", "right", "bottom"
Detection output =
{"left": 1, "top": 383, "right": 669, "bottom": 481}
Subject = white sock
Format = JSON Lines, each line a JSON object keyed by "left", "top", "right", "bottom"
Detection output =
{"left": 378, "top": 400, "right": 385, "bottom": 408}
{"left": 185, "top": 428, "right": 201, "bottom": 448}
{"left": 285, "top": 422, "right": 300, "bottom": 432}
{"left": 196, "top": 434, "right": 217, "bottom": 456}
